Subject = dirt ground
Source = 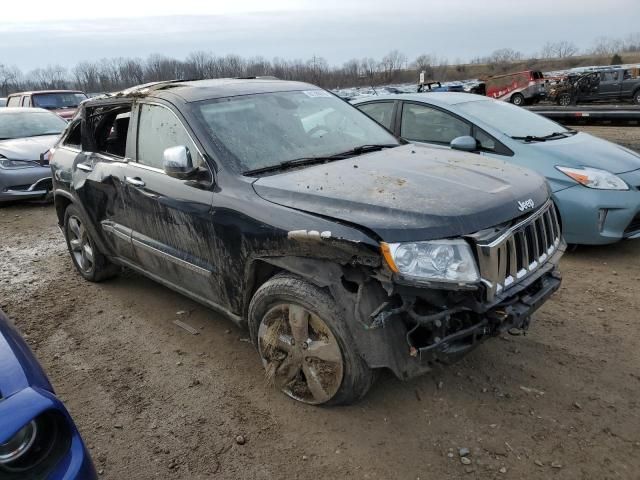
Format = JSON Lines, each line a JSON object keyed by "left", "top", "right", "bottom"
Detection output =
{"left": 1, "top": 126, "right": 639, "bottom": 480}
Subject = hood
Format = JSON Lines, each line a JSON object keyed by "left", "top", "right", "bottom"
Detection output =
{"left": 253, "top": 145, "right": 549, "bottom": 242}
{"left": 0, "top": 135, "right": 59, "bottom": 161}
{"left": 0, "top": 310, "right": 53, "bottom": 399}
{"left": 54, "top": 107, "right": 77, "bottom": 120}
{"left": 527, "top": 132, "right": 640, "bottom": 174}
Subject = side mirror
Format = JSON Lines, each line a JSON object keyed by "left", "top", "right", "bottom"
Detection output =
{"left": 450, "top": 136, "right": 478, "bottom": 152}
{"left": 163, "top": 146, "right": 197, "bottom": 179}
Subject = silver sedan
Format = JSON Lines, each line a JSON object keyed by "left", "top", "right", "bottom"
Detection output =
{"left": 0, "top": 108, "right": 67, "bottom": 203}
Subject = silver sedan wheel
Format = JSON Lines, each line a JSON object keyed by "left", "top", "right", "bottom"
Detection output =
{"left": 258, "top": 303, "right": 344, "bottom": 405}
{"left": 67, "top": 215, "right": 94, "bottom": 274}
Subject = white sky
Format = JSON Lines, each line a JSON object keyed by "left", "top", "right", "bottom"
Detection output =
{"left": 0, "top": 0, "right": 638, "bottom": 69}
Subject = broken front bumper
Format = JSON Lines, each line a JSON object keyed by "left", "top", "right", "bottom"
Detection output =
{"left": 354, "top": 248, "right": 563, "bottom": 380}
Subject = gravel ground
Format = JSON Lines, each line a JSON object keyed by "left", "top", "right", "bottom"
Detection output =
{"left": 1, "top": 126, "right": 639, "bottom": 479}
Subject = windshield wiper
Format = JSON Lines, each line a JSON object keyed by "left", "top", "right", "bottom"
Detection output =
{"left": 244, "top": 156, "right": 342, "bottom": 176}
{"left": 243, "top": 144, "right": 399, "bottom": 176}
{"left": 511, "top": 131, "right": 572, "bottom": 142}
{"left": 327, "top": 144, "right": 399, "bottom": 158}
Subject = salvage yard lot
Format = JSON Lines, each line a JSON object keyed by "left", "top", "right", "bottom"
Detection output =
{"left": 1, "top": 127, "right": 639, "bottom": 479}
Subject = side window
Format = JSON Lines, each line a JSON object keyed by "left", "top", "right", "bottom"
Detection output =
{"left": 137, "top": 104, "right": 201, "bottom": 170}
{"left": 400, "top": 103, "right": 471, "bottom": 144}
{"left": 358, "top": 102, "right": 395, "bottom": 130}
{"left": 21, "top": 96, "right": 31, "bottom": 107}
{"left": 63, "top": 121, "right": 82, "bottom": 149}
{"left": 7, "top": 96, "right": 20, "bottom": 107}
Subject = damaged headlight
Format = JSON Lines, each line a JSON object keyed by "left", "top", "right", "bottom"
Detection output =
{"left": 381, "top": 239, "right": 480, "bottom": 283}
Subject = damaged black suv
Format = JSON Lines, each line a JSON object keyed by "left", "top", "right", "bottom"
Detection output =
{"left": 50, "top": 79, "right": 564, "bottom": 405}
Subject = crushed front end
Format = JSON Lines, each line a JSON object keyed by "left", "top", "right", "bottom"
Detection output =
{"left": 352, "top": 201, "right": 564, "bottom": 380}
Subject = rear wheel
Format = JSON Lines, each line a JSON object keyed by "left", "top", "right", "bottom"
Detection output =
{"left": 633, "top": 90, "right": 640, "bottom": 105}
{"left": 557, "top": 93, "right": 572, "bottom": 107}
{"left": 248, "top": 273, "right": 375, "bottom": 405}
{"left": 64, "top": 205, "right": 118, "bottom": 282}
{"left": 510, "top": 93, "right": 525, "bottom": 106}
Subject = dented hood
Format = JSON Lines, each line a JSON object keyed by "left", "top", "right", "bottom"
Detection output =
{"left": 253, "top": 145, "right": 549, "bottom": 242}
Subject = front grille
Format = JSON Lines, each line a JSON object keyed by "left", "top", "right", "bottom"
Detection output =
{"left": 475, "top": 201, "right": 562, "bottom": 299}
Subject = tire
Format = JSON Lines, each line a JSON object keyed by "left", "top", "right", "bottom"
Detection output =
{"left": 633, "top": 90, "right": 640, "bottom": 105}
{"left": 63, "top": 205, "right": 118, "bottom": 282}
{"left": 248, "top": 273, "right": 375, "bottom": 406}
{"left": 557, "top": 93, "right": 571, "bottom": 107}
{"left": 510, "top": 93, "right": 525, "bottom": 106}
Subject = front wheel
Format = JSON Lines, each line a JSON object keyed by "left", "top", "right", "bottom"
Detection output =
{"left": 248, "top": 273, "right": 376, "bottom": 406}
{"left": 633, "top": 90, "right": 640, "bottom": 105}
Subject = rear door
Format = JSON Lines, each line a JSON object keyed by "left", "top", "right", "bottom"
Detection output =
{"left": 71, "top": 104, "right": 137, "bottom": 261}
{"left": 118, "top": 101, "right": 219, "bottom": 303}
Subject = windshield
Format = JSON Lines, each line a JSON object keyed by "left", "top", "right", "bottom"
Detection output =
{"left": 193, "top": 90, "right": 399, "bottom": 173}
{"left": 457, "top": 99, "right": 569, "bottom": 139}
{"left": 32, "top": 92, "right": 88, "bottom": 109}
{"left": 0, "top": 111, "right": 67, "bottom": 140}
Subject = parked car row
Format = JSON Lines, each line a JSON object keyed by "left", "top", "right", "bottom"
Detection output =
{"left": 2, "top": 78, "right": 638, "bottom": 478}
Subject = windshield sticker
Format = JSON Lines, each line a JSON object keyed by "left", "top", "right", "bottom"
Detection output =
{"left": 303, "top": 90, "right": 332, "bottom": 98}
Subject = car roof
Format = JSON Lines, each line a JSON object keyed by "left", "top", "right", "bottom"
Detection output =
{"left": 85, "top": 78, "right": 321, "bottom": 106}
{"left": 0, "top": 107, "right": 55, "bottom": 114}
{"left": 352, "top": 92, "right": 490, "bottom": 107}
{"left": 8, "top": 90, "right": 85, "bottom": 96}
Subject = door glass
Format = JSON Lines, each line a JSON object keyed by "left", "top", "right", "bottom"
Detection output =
{"left": 7, "top": 96, "right": 20, "bottom": 107}
{"left": 358, "top": 102, "right": 395, "bottom": 130}
{"left": 137, "top": 104, "right": 200, "bottom": 169}
{"left": 400, "top": 103, "right": 471, "bottom": 144}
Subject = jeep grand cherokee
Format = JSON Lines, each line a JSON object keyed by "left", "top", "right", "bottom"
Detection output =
{"left": 50, "top": 79, "right": 564, "bottom": 405}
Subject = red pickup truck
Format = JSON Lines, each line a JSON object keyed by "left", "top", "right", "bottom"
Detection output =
{"left": 5, "top": 90, "right": 88, "bottom": 120}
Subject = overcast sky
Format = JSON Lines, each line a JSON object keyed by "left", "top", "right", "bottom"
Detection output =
{"left": 1, "top": 0, "right": 638, "bottom": 70}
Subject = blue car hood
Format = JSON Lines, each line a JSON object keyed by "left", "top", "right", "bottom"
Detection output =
{"left": 0, "top": 309, "right": 53, "bottom": 399}
{"left": 527, "top": 132, "right": 640, "bottom": 174}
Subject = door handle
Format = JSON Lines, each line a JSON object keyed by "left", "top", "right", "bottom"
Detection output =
{"left": 77, "top": 163, "right": 93, "bottom": 172}
{"left": 125, "top": 176, "right": 145, "bottom": 187}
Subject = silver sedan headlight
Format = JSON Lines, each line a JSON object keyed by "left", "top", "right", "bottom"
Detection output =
{"left": 382, "top": 239, "right": 480, "bottom": 283}
{"left": 0, "top": 156, "right": 38, "bottom": 169}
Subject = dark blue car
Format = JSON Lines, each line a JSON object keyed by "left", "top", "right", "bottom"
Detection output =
{"left": 0, "top": 309, "right": 97, "bottom": 479}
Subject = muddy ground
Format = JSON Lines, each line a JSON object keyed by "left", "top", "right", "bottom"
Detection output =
{"left": 1, "top": 126, "right": 639, "bottom": 480}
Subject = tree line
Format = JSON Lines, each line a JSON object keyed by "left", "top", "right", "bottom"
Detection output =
{"left": 1, "top": 32, "right": 639, "bottom": 96}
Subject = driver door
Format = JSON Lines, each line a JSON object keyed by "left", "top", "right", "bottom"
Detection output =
{"left": 119, "top": 101, "right": 221, "bottom": 303}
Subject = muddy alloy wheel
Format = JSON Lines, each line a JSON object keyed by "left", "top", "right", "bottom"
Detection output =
{"left": 67, "top": 215, "right": 94, "bottom": 274}
{"left": 258, "top": 303, "right": 344, "bottom": 405}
